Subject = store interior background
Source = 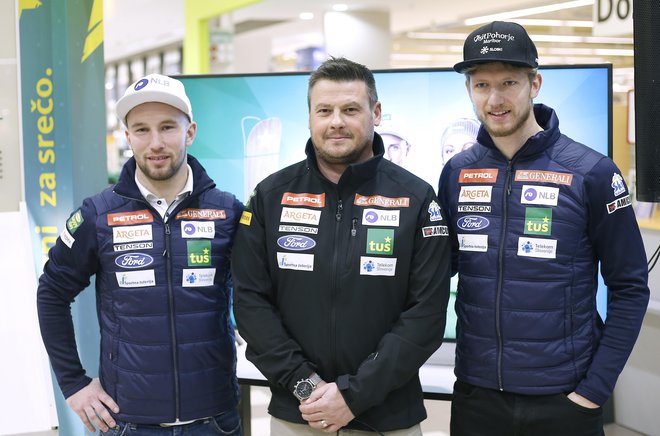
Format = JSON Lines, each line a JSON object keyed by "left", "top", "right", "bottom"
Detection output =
{"left": 2, "top": 0, "right": 660, "bottom": 435}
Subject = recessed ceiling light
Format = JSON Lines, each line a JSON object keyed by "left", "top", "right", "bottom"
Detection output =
{"left": 299, "top": 12, "right": 314, "bottom": 20}
{"left": 464, "top": 0, "right": 595, "bottom": 26}
{"left": 332, "top": 4, "right": 348, "bottom": 12}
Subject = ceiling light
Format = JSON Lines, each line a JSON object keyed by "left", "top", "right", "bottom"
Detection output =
{"left": 511, "top": 18, "right": 593, "bottom": 28}
{"left": 332, "top": 4, "right": 348, "bottom": 12}
{"left": 464, "top": 0, "right": 595, "bottom": 25}
{"left": 299, "top": 12, "right": 314, "bottom": 20}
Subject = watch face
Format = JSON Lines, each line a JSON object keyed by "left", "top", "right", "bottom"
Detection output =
{"left": 295, "top": 380, "right": 314, "bottom": 399}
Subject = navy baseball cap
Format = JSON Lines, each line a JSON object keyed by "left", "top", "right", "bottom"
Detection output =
{"left": 454, "top": 21, "right": 538, "bottom": 73}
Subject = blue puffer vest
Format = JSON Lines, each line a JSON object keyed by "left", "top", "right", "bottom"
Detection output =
{"left": 438, "top": 105, "right": 649, "bottom": 403}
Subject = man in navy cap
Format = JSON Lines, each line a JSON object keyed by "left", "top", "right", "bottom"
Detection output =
{"left": 438, "top": 21, "right": 649, "bottom": 435}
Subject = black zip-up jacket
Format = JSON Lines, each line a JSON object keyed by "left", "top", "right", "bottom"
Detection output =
{"left": 37, "top": 155, "right": 244, "bottom": 423}
{"left": 232, "top": 133, "right": 451, "bottom": 432}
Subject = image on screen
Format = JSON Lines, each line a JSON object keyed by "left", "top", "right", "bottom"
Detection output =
{"left": 179, "top": 64, "right": 612, "bottom": 344}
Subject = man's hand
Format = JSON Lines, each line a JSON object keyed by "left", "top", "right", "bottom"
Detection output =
{"left": 66, "top": 378, "right": 120, "bottom": 432}
{"left": 567, "top": 391, "right": 599, "bottom": 409}
{"left": 299, "top": 382, "right": 355, "bottom": 432}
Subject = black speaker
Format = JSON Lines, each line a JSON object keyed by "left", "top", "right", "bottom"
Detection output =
{"left": 634, "top": 0, "right": 660, "bottom": 202}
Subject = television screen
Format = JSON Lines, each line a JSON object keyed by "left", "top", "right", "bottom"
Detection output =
{"left": 179, "top": 65, "right": 612, "bottom": 343}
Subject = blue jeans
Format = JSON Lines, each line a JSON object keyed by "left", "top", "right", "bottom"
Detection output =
{"left": 101, "top": 407, "right": 242, "bottom": 436}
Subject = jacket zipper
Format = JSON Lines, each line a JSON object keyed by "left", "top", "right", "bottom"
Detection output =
{"left": 163, "top": 222, "right": 181, "bottom": 420}
{"left": 330, "top": 198, "right": 343, "bottom": 375}
{"left": 496, "top": 160, "right": 514, "bottom": 391}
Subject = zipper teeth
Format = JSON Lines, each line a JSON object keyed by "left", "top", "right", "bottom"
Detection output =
{"left": 164, "top": 222, "right": 181, "bottom": 420}
{"left": 496, "top": 162, "right": 513, "bottom": 390}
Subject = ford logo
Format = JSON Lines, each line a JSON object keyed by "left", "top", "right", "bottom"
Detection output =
{"left": 277, "top": 235, "right": 316, "bottom": 251}
{"left": 456, "top": 215, "right": 490, "bottom": 231}
{"left": 115, "top": 253, "right": 154, "bottom": 269}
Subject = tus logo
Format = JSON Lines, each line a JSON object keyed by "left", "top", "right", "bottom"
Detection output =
{"left": 366, "top": 229, "right": 394, "bottom": 255}
{"left": 187, "top": 240, "right": 211, "bottom": 266}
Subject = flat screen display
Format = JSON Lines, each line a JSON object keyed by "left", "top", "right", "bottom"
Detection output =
{"left": 179, "top": 65, "right": 612, "bottom": 342}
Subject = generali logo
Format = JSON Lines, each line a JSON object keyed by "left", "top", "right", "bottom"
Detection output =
{"left": 281, "top": 192, "right": 326, "bottom": 208}
{"left": 354, "top": 194, "right": 410, "bottom": 208}
{"left": 107, "top": 210, "right": 154, "bottom": 226}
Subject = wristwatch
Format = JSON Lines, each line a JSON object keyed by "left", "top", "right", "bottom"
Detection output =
{"left": 292, "top": 373, "right": 322, "bottom": 401}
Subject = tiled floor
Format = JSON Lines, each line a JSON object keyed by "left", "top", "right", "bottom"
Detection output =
{"left": 12, "top": 387, "right": 647, "bottom": 435}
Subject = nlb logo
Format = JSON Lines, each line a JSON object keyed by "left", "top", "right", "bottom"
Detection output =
{"left": 362, "top": 209, "right": 400, "bottom": 227}
{"left": 281, "top": 192, "right": 326, "bottom": 208}
{"left": 277, "top": 235, "right": 316, "bottom": 251}
{"left": 521, "top": 185, "right": 559, "bottom": 206}
{"left": 181, "top": 221, "right": 215, "bottom": 239}
{"left": 458, "top": 186, "right": 492, "bottom": 203}
{"left": 457, "top": 215, "right": 490, "bottom": 231}
{"left": 114, "top": 253, "right": 154, "bottom": 269}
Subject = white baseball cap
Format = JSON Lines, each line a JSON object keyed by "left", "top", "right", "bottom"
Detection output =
{"left": 116, "top": 73, "right": 193, "bottom": 125}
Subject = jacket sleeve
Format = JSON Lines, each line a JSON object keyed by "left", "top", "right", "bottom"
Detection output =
{"left": 576, "top": 158, "right": 650, "bottom": 405}
{"left": 231, "top": 187, "right": 317, "bottom": 391}
{"left": 336, "top": 187, "right": 451, "bottom": 416}
{"left": 36, "top": 198, "right": 100, "bottom": 398}
{"left": 438, "top": 162, "right": 459, "bottom": 276}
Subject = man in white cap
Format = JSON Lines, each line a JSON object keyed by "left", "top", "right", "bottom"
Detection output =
{"left": 37, "top": 74, "right": 244, "bottom": 435}
{"left": 438, "top": 21, "right": 649, "bottom": 435}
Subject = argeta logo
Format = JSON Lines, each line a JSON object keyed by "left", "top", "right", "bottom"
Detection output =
{"left": 134, "top": 79, "right": 148, "bottom": 90}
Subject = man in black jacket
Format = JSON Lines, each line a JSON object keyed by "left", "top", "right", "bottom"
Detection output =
{"left": 232, "top": 57, "right": 451, "bottom": 435}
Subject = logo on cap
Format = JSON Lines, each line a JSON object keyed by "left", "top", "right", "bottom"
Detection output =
{"left": 134, "top": 79, "right": 148, "bottom": 90}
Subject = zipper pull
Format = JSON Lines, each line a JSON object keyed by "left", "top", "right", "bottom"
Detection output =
{"left": 336, "top": 200, "right": 343, "bottom": 222}
{"left": 351, "top": 217, "right": 357, "bottom": 237}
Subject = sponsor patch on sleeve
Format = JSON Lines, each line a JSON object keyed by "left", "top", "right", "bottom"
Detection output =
{"left": 240, "top": 211, "right": 252, "bottom": 226}
{"left": 60, "top": 228, "right": 75, "bottom": 248}
{"left": 66, "top": 210, "right": 84, "bottom": 234}
{"left": 611, "top": 173, "right": 627, "bottom": 197}
{"left": 428, "top": 200, "right": 443, "bottom": 222}
{"left": 422, "top": 225, "right": 449, "bottom": 237}
{"left": 606, "top": 194, "right": 632, "bottom": 214}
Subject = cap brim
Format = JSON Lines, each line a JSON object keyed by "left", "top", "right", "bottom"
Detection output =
{"left": 116, "top": 90, "right": 191, "bottom": 124}
{"left": 453, "top": 58, "right": 537, "bottom": 73}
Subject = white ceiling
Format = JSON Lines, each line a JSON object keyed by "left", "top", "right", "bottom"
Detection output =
{"left": 104, "top": 0, "right": 633, "bottom": 75}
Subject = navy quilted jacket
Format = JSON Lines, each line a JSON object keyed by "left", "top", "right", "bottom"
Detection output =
{"left": 438, "top": 104, "right": 649, "bottom": 405}
{"left": 37, "top": 155, "right": 243, "bottom": 423}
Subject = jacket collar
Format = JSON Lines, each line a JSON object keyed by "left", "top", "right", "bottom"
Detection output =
{"left": 305, "top": 132, "right": 385, "bottom": 189}
{"left": 114, "top": 154, "right": 215, "bottom": 200}
{"left": 477, "top": 104, "right": 562, "bottom": 160}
